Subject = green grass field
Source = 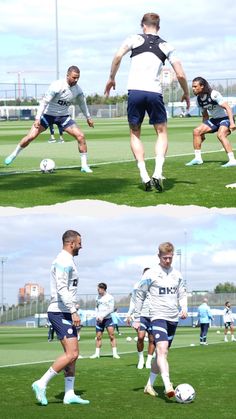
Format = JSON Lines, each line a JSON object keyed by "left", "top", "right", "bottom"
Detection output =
{"left": 0, "top": 326, "right": 235, "bottom": 419}
{"left": 0, "top": 118, "right": 236, "bottom": 208}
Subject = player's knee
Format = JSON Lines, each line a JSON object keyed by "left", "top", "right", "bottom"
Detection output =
{"left": 193, "top": 127, "right": 201, "bottom": 137}
{"left": 129, "top": 122, "right": 141, "bottom": 132}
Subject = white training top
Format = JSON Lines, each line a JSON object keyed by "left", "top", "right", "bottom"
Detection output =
{"left": 47, "top": 249, "right": 79, "bottom": 314}
{"left": 36, "top": 78, "right": 91, "bottom": 119}
{"left": 127, "top": 279, "right": 151, "bottom": 319}
{"left": 223, "top": 307, "right": 234, "bottom": 323}
{"left": 196, "top": 90, "right": 227, "bottom": 119}
{"left": 121, "top": 33, "right": 179, "bottom": 93}
{"left": 95, "top": 292, "right": 114, "bottom": 320}
{"left": 133, "top": 265, "right": 187, "bottom": 322}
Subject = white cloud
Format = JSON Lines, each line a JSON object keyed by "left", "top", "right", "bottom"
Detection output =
{"left": 1, "top": 0, "right": 236, "bottom": 93}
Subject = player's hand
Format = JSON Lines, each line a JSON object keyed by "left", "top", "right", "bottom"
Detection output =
{"left": 230, "top": 123, "right": 236, "bottom": 131}
{"left": 104, "top": 80, "right": 116, "bottom": 97}
{"left": 132, "top": 321, "right": 140, "bottom": 330}
{"left": 181, "top": 94, "right": 190, "bottom": 110}
{"left": 126, "top": 316, "right": 132, "bottom": 326}
{"left": 179, "top": 310, "right": 188, "bottom": 319}
{"left": 87, "top": 117, "right": 94, "bottom": 128}
{"left": 72, "top": 312, "right": 81, "bottom": 327}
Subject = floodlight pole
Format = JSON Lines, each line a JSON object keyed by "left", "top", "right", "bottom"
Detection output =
{"left": 176, "top": 249, "right": 182, "bottom": 272}
{"left": 55, "top": 0, "right": 60, "bottom": 79}
{"left": 1, "top": 257, "right": 8, "bottom": 314}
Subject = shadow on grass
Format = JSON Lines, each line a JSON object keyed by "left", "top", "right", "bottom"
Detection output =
{"left": 132, "top": 385, "right": 175, "bottom": 403}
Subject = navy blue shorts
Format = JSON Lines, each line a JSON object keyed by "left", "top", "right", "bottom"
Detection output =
{"left": 96, "top": 317, "right": 114, "bottom": 333}
{"left": 140, "top": 316, "right": 152, "bottom": 333}
{"left": 127, "top": 90, "right": 167, "bottom": 126}
{"left": 152, "top": 319, "right": 178, "bottom": 347}
{"left": 224, "top": 321, "right": 233, "bottom": 329}
{"left": 40, "top": 114, "right": 75, "bottom": 131}
{"left": 48, "top": 312, "right": 78, "bottom": 340}
{"left": 204, "top": 117, "right": 230, "bottom": 133}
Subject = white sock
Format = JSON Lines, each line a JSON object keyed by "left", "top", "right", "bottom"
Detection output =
{"left": 10, "top": 145, "right": 23, "bottom": 158}
{"left": 231, "top": 335, "right": 235, "bottom": 340}
{"left": 146, "top": 354, "right": 153, "bottom": 364}
{"left": 80, "top": 152, "right": 88, "bottom": 167}
{"left": 95, "top": 347, "right": 100, "bottom": 356}
{"left": 147, "top": 372, "right": 157, "bottom": 386}
{"left": 194, "top": 149, "right": 202, "bottom": 160}
{"left": 65, "top": 376, "right": 75, "bottom": 396}
{"left": 51, "top": 135, "right": 55, "bottom": 140}
{"left": 138, "top": 351, "right": 144, "bottom": 362}
{"left": 38, "top": 366, "right": 58, "bottom": 387}
{"left": 228, "top": 152, "right": 235, "bottom": 161}
{"left": 161, "top": 372, "right": 171, "bottom": 391}
{"left": 153, "top": 156, "right": 165, "bottom": 178}
{"left": 137, "top": 161, "right": 150, "bottom": 183}
{"left": 112, "top": 347, "right": 118, "bottom": 356}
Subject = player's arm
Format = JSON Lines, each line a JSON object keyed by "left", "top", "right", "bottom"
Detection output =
{"left": 101, "top": 297, "right": 115, "bottom": 320}
{"left": 170, "top": 60, "right": 190, "bottom": 110}
{"left": 133, "top": 279, "right": 151, "bottom": 329}
{"left": 34, "top": 85, "right": 57, "bottom": 127}
{"left": 178, "top": 277, "right": 188, "bottom": 319}
{"left": 220, "top": 101, "right": 236, "bottom": 130}
{"left": 54, "top": 265, "right": 80, "bottom": 326}
{"left": 76, "top": 93, "right": 94, "bottom": 127}
{"left": 104, "top": 43, "right": 130, "bottom": 97}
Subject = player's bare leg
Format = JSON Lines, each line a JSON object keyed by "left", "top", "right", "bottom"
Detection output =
{"left": 130, "top": 125, "right": 152, "bottom": 190}
{"left": 186, "top": 124, "right": 211, "bottom": 166}
{"left": 107, "top": 326, "right": 120, "bottom": 358}
{"left": 5, "top": 124, "right": 45, "bottom": 165}
{"left": 65, "top": 124, "right": 92, "bottom": 172}
{"left": 152, "top": 122, "right": 168, "bottom": 192}
{"left": 217, "top": 126, "right": 236, "bottom": 167}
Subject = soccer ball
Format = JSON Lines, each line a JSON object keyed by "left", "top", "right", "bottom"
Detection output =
{"left": 40, "top": 158, "right": 55, "bottom": 173}
{"left": 126, "top": 336, "right": 132, "bottom": 342}
{"left": 175, "top": 383, "right": 195, "bottom": 404}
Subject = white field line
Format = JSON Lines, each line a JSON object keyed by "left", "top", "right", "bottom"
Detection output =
{"left": 0, "top": 340, "right": 226, "bottom": 369}
{"left": 0, "top": 149, "right": 227, "bottom": 177}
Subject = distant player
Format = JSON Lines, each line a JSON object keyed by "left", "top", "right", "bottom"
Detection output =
{"left": 133, "top": 242, "right": 187, "bottom": 398}
{"left": 127, "top": 268, "right": 155, "bottom": 369}
{"left": 5, "top": 66, "right": 94, "bottom": 173}
{"left": 186, "top": 77, "right": 236, "bottom": 167}
{"left": 90, "top": 283, "right": 120, "bottom": 359}
{"left": 197, "top": 298, "right": 213, "bottom": 345}
{"left": 48, "top": 124, "right": 65, "bottom": 143}
{"left": 223, "top": 301, "right": 236, "bottom": 342}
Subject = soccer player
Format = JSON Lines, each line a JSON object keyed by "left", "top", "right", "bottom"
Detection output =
{"left": 90, "top": 283, "right": 120, "bottom": 359}
{"left": 32, "top": 230, "right": 90, "bottom": 406}
{"left": 186, "top": 77, "right": 236, "bottom": 167}
{"left": 197, "top": 298, "right": 213, "bottom": 345}
{"left": 111, "top": 308, "right": 123, "bottom": 335}
{"left": 48, "top": 124, "right": 65, "bottom": 143}
{"left": 223, "top": 301, "right": 236, "bottom": 342}
{"left": 104, "top": 12, "right": 190, "bottom": 192}
{"left": 5, "top": 66, "right": 94, "bottom": 173}
{"left": 133, "top": 242, "right": 187, "bottom": 398}
{"left": 127, "top": 268, "right": 155, "bottom": 369}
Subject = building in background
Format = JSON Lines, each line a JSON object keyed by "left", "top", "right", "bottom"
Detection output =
{"left": 18, "top": 283, "right": 44, "bottom": 304}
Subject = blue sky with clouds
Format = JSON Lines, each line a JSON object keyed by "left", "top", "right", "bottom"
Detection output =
{"left": 0, "top": 203, "right": 235, "bottom": 306}
{"left": 1, "top": 0, "right": 236, "bottom": 95}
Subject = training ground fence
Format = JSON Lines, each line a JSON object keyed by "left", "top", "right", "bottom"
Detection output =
{"left": 1, "top": 78, "right": 236, "bottom": 120}
{"left": 0, "top": 292, "right": 236, "bottom": 328}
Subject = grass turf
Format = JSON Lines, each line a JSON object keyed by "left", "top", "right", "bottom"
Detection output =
{"left": 0, "top": 326, "right": 236, "bottom": 419}
{"left": 0, "top": 118, "right": 236, "bottom": 208}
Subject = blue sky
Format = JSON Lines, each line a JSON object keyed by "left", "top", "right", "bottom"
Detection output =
{"left": 1, "top": 0, "right": 236, "bottom": 95}
{"left": 0, "top": 203, "right": 235, "bottom": 306}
